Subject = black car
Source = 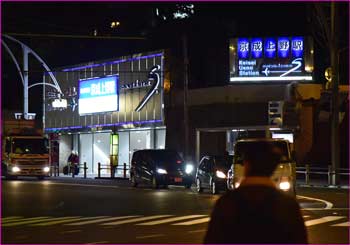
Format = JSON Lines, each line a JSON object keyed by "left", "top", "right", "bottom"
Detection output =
{"left": 130, "top": 149, "right": 194, "bottom": 189}
{"left": 195, "top": 155, "right": 232, "bottom": 194}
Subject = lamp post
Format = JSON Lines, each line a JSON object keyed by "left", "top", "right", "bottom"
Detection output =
{"left": 183, "top": 34, "right": 189, "bottom": 162}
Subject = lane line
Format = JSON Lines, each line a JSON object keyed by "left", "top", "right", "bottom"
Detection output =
{"left": 66, "top": 216, "right": 139, "bottom": 226}
{"left": 61, "top": 230, "right": 82, "bottom": 234}
{"left": 85, "top": 241, "right": 109, "bottom": 244}
{"left": 331, "top": 221, "right": 350, "bottom": 227}
{"left": 304, "top": 216, "right": 345, "bottom": 227}
{"left": 1, "top": 216, "right": 22, "bottom": 221}
{"left": 173, "top": 217, "right": 210, "bottom": 226}
{"left": 30, "top": 216, "right": 81, "bottom": 226}
{"left": 2, "top": 217, "right": 58, "bottom": 227}
{"left": 188, "top": 229, "right": 207, "bottom": 233}
{"left": 297, "top": 195, "right": 333, "bottom": 209}
{"left": 102, "top": 215, "right": 173, "bottom": 225}
{"left": 136, "top": 234, "right": 165, "bottom": 239}
{"left": 31, "top": 216, "right": 97, "bottom": 226}
{"left": 137, "top": 215, "right": 207, "bottom": 225}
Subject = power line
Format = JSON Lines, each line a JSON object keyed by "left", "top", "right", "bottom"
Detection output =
{"left": 3, "top": 33, "right": 147, "bottom": 40}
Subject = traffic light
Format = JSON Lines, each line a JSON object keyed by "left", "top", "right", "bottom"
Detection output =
{"left": 268, "top": 101, "right": 284, "bottom": 126}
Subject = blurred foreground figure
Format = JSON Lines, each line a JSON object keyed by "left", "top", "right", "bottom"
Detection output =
{"left": 204, "top": 142, "right": 307, "bottom": 244}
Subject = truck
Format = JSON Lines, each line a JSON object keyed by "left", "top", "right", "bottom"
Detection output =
{"left": 2, "top": 127, "right": 50, "bottom": 180}
{"left": 227, "top": 138, "right": 296, "bottom": 196}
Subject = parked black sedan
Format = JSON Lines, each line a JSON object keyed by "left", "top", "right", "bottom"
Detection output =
{"left": 195, "top": 155, "right": 232, "bottom": 194}
{"left": 130, "top": 149, "right": 194, "bottom": 189}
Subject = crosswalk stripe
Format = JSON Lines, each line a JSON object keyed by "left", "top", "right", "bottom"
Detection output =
{"left": 137, "top": 215, "right": 207, "bottom": 225}
{"left": 102, "top": 215, "right": 173, "bottom": 225}
{"left": 2, "top": 216, "right": 50, "bottom": 224}
{"left": 66, "top": 216, "right": 139, "bottom": 226}
{"left": 331, "top": 221, "right": 350, "bottom": 227}
{"left": 3, "top": 217, "right": 57, "bottom": 227}
{"left": 305, "top": 216, "right": 345, "bottom": 227}
{"left": 172, "top": 217, "right": 210, "bottom": 226}
{"left": 1, "top": 217, "right": 24, "bottom": 223}
{"left": 30, "top": 216, "right": 94, "bottom": 226}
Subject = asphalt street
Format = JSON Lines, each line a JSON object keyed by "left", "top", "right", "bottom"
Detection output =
{"left": 2, "top": 177, "right": 349, "bottom": 244}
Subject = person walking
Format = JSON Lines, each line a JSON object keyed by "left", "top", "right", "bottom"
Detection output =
{"left": 204, "top": 142, "right": 307, "bottom": 244}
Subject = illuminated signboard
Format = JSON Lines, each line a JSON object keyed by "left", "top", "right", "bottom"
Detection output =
{"left": 78, "top": 76, "right": 119, "bottom": 115}
{"left": 229, "top": 36, "right": 313, "bottom": 82}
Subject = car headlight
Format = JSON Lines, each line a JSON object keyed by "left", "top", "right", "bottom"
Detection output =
{"left": 157, "top": 168, "right": 167, "bottom": 174}
{"left": 279, "top": 181, "right": 291, "bottom": 190}
{"left": 43, "top": 167, "right": 50, "bottom": 173}
{"left": 216, "top": 170, "right": 226, "bottom": 179}
{"left": 185, "top": 164, "right": 194, "bottom": 174}
{"left": 235, "top": 182, "right": 241, "bottom": 188}
{"left": 12, "top": 166, "right": 20, "bottom": 173}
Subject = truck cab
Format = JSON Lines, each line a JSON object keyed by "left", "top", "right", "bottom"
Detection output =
{"left": 2, "top": 132, "right": 50, "bottom": 180}
{"left": 227, "top": 138, "right": 296, "bottom": 196}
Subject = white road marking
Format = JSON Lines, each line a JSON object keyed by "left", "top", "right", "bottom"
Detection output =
{"left": 2, "top": 216, "right": 50, "bottom": 224}
{"left": 61, "top": 230, "right": 82, "bottom": 234}
{"left": 31, "top": 216, "right": 103, "bottom": 226}
{"left": 331, "top": 221, "right": 350, "bottom": 227}
{"left": 1, "top": 216, "right": 22, "bottom": 222}
{"left": 29, "top": 217, "right": 82, "bottom": 226}
{"left": 172, "top": 217, "right": 210, "bottom": 226}
{"left": 297, "top": 195, "right": 333, "bottom": 209}
{"left": 102, "top": 215, "right": 173, "bottom": 225}
{"left": 137, "top": 215, "right": 207, "bottom": 225}
{"left": 66, "top": 216, "right": 139, "bottom": 226}
{"left": 303, "top": 215, "right": 310, "bottom": 218}
{"left": 188, "top": 229, "right": 207, "bottom": 233}
{"left": 301, "top": 208, "right": 349, "bottom": 211}
{"left": 85, "top": 241, "right": 109, "bottom": 244}
{"left": 136, "top": 234, "right": 165, "bottom": 239}
{"left": 2, "top": 217, "right": 56, "bottom": 227}
{"left": 305, "top": 216, "right": 345, "bottom": 226}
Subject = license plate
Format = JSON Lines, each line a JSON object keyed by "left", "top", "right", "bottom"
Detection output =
{"left": 174, "top": 177, "right": 182, "bottom": 183}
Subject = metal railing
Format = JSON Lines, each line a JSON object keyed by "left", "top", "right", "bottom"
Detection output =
{"left": 97, "top": 162, "right": 129, "bottom": 179}
{"left": 296, "top": 164, "right": 349, "bottom": 186}
{"left": 50, "top": 162, "right": 88, "bottom": 178}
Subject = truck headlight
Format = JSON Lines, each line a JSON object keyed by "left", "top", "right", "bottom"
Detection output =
{"left": 156, "top": 168, "right": 167, "bottom": 174}
{"left": 12, "top": 166, "right": 21, "bottom": 173}
{"left": 279, "top": 181, "right": 291, "bottom": 190}
{"left": 43, "top": 167, "right": 50, "bottom": 173}
{"left": 215, "top": 170, "right": 226, "bottom": 179}
{"left": 185, "top": 164, "right": 194, "bottom": 174}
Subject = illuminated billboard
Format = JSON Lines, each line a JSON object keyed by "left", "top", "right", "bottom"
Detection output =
{"left": 78, "top": 76, "right": 119, "bottom": 115}
{"left": 229, "top": 36, "right": 314, "bottom": 82}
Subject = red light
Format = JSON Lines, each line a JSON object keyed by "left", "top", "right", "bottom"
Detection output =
{"left": 176, "top": 160, "right": 182, "bottom": 164}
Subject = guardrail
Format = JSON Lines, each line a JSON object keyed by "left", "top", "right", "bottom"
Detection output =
{"left": 50, "top": 162, "right": 88, "bottom": 179}
{"left": 97, "top": 162, "right": 129, "bottom": 179}
{"left": 296, "top": 164, "right": 349, "bottom": 186}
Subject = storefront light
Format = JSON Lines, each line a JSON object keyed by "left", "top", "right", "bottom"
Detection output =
{"left": 12, "top": 166, "right": 20, "bottom": 173}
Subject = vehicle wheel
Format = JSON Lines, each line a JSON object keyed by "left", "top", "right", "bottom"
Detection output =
{"left": 196, "top": 178, "right": 202, "bottom": 193}
{"left": 211, "top": 181, "right": 218, "bottom": 195}
{"left": 152, "top": 176, "right": 159, "bottom": 189}
{"left": 37, "top": 176, "right": 45, "bottom": 180}
{"left": 131, "top": 174, "right": 138, "bottom": 187}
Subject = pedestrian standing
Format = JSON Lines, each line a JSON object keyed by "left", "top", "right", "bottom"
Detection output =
{"left": 204, "top": 142, "right": 307, "bottom": 244}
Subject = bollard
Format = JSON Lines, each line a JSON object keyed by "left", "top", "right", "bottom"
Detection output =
{"left": 72, "top": 164, "right": 75, "bottom": 178}
{"left": 124, "top": 163, "right": 127, "bottom": 179}
{"left": 57, "top": 165, "right": 59, "bottom": 177}
{"left": 110, "top": 162, "right": 114, "bottom": 179}
{"left": 84, "top": 162, "right": 87, "bottom": 179}
{"left": 328, "top": 165, "right": 333, "bottom": 186}
{"left": 305, "top": 164, "right": 310, "bottom": 185}
{"left": 98, "top": 162, "right": 101, "bottom": 178}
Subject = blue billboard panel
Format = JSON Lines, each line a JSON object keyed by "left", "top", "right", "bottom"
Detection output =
{"left": 251, "top": 38, "right": 263, "bottom": 59}
{"left": 291, "top": 37, "right": 304, "bottom": 58}
{"left": 237, "top": 38, "right": 250, "bottom": 59}
{"left": 78, "top": 76, "right": 119, "bottom": 114}
{"left": 278, "top": 37, "right": 290, "bottom": 58}
{"left": 264, "top": 38, "right": 276, "bottom": 58}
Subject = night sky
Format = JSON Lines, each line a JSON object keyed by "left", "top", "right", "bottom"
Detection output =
{"left": 1, "top": 2, "right": 349, "bottom": 122}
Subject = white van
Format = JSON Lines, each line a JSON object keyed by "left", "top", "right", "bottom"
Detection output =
{"left": 227, "top": 138, "right": 296, "bottom": 196}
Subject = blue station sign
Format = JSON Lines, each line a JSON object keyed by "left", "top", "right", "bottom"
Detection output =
{"left": 230, "top": 36, "right": 313, "bottom": 82}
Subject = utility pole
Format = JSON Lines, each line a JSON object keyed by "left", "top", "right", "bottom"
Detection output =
{"left": 330, "top": 2, "right": 340, "bottom": 186}
{"left": 23, "top": 45, "right": 29, "bottom": 120}
{"left": 183, "top": 34, "right": 189, "bottom": 161}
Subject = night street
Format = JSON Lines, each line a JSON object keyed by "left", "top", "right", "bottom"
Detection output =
{"left": 2, "top": 178, "right": 349, "bottom": 244}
